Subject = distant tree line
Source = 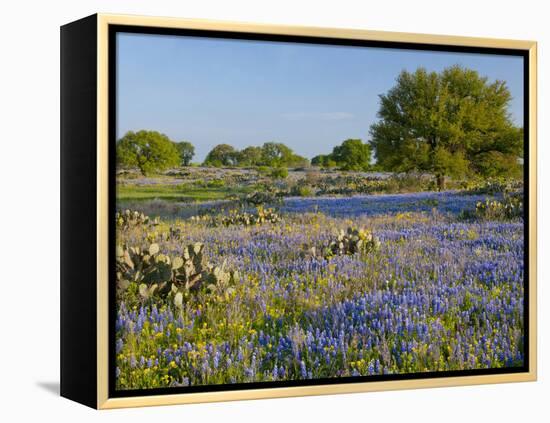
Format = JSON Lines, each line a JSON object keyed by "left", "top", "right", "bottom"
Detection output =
{"left": 116, "top": 132, "right": 373, "bottom": 175}
{"left": 203, "top": 142, "right": 309, "bottom": 168}
{"left": 117, "top": 65, "right": 523, "bottom": 187}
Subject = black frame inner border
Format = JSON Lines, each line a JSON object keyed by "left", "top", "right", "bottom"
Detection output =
{"left": 108, "top": 23, "right": 531, "bottom": 399}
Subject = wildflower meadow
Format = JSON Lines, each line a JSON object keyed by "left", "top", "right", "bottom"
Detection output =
{"left": 115, "top": 185, "right": 524, "bottom": 390}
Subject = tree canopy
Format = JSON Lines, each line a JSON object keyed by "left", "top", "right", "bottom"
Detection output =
{"left": 238, "top": 146, "right": 263, "bottom": 166}
{"left": 311, "top": 139, "right": 371, "bottom": 171}
{"left": 174, "top": 141, "right": 195, "bottom": 166}
{"left": 311, "top": 154, "right": 337, "bottom": 168}
{"left": 331, "top": 139, "right": 371, "bottom": 171}
{"left": 285, "top": 153, "right": 310, "bottom": 168}
{"left": 203, "top": 142, "right": 309, "bottom": 168}
{"left": 203, "top": 144, "right": 239, "bottom": 167}
{"left": 260, "top": 142, "right": 293, "bottom": 167}
{"left": 116, "top": 130, "right": 180, "bottom": 175}
{"left": 369, "top": 65, "right": 523, "bottom": 189}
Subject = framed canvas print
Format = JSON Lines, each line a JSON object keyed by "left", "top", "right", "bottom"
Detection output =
{"left": 60, "top": 13, "right": 537, "bottom": 409}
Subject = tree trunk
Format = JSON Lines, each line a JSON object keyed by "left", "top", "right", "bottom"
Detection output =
{"left": 436, "top": 174, "right": 446, "bottom": 191}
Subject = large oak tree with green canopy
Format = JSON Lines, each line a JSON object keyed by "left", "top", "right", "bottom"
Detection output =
{"left": 369, "top": 65, "right": 523, "bottom": 190}
{"left": 116, "top": 130, "right": 180, "bottom": 176}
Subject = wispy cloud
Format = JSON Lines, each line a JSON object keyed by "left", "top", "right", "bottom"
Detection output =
{"left": 281, "top": 112, "right": 355, "bottom": 121}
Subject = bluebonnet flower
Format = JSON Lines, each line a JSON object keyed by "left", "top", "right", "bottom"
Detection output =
{"left": 116, "top": 338, "right": 123, "bottom": 354}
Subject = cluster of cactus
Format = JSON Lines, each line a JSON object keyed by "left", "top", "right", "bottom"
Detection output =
{"left": 115, "top": 243, "right": 171, "bottom": 298}
{"left": 189, "top": 214, "right": 211, "bottom": 223}
{"left": 218, "top": 206, "right": 281, "bottom": 227}
{"left": 325, "top": 227, "right": 381, "bottom": 257}
{"left": 160, "top": 226, "right": 182, "bottom": 241}
{"left": 475, "top": 194, "right": 523, "bottom": 220}
{"left": 116, "top": 241, "right": 239, "bottom": 306}
{"left": 303, "top": 227, "right": 381, "bottom": 260}
{"left": 116, "top": 209, "right": 159, "bottom": 229}
{"left": 463, "top": 178, "right": 523, "bottom": 196}
{"left": 202, "top": 260, "right": 238, "bottom": 301}
{"left": 308, "top": 174, "right": 431, "bottom": 197}
{"left": 316, "top": 177, "right": 390, "bottom": 196}
{"left": 243, "top": 189, "right": 283, "bottom": 206}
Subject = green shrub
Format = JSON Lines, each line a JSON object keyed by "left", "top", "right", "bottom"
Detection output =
{"left": 270, "top": 167, "right": 288, "bottom": 179}
{"left": 295, "top": 186, "right": 314, "bottom": 197}
{"left": 392, "top": 174, "right": 430, "bottom": 193}
{"left": 257, "top": 166, "right": 271, "bottom": 175}
{"left": 207, "top": 178, "right": 226, "bottom": 188}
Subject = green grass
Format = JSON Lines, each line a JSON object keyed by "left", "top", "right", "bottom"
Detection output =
{"left": 116, "top": 184, "right": 252, "bottom": 202}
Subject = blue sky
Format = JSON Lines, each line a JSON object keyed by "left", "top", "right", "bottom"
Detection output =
{"left": 116, "top": 33, "right": 524, "bottom": 163}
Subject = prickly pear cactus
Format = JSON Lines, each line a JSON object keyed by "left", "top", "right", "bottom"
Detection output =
{"left": 116, "top": 239, "right": 240, "bottom": 306}
{"left": 205, "top": 260, "right": 239, "bottom": 300}
{"left": 189, "top": 214, "right": 211, "bottom": 223}
{"left": 217, "top": 206, "right": 281, "bottom": 227}
{"left": 244, "top": 189, "right": 283, "bottom": 206}
{"left": 301, "top": 226, "right": 381, "bottom": 260}
{"left": 115, "top": 243, "right": 172, "bottom": 298}
{"left": 172, "top": 242, "right": 208, "bottom": 290}
{"left": 475, "top": 193, "right": 523, "bottom": 220}
{"left": 116, "top": 209, "right": 159, "bottom": 230}
{"left": 326, "top": 227, "right": 381, "bottom": 257}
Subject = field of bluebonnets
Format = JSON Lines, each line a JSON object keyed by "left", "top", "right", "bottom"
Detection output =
{"left": 115, "top": 170, "right": 524, "bottom": 390}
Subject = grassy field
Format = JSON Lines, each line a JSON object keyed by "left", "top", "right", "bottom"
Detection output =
{"left": 117, "top": 184, "right": 253, "bottom": 202}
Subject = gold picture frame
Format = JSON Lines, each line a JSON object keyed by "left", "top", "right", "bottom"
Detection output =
{"left": 61, "top": 13, "right": 537, "bottom": 409}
